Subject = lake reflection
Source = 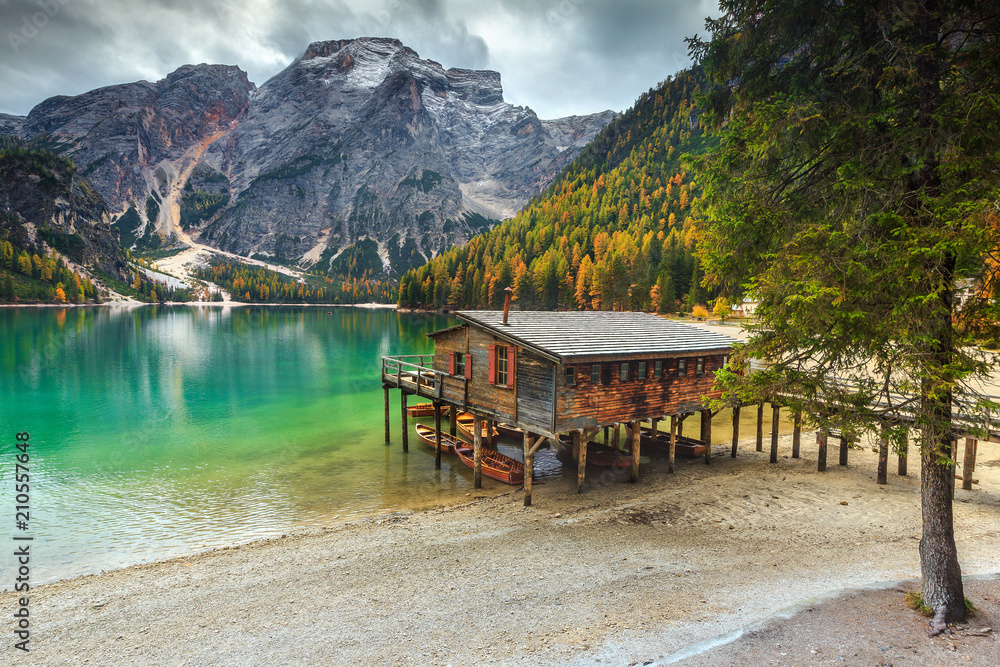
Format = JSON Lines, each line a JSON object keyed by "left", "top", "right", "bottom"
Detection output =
{"left": 0, "top": 305, "right": 558, "bottom": 584}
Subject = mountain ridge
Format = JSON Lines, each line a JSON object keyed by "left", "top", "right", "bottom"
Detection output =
{"left": 9, "top": 37, "right": 615, "bottom": 281}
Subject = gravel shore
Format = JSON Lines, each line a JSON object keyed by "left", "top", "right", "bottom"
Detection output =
{"left": 5, "top": 435, "right": 999, "bottom": 665}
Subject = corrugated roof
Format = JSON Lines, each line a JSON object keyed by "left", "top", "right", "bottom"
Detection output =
{"left": 453, "top": 311, "right": 737, "bottom": 361}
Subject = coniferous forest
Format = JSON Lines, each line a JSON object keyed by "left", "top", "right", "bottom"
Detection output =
{"left": 194, "top": 256, "right": 396, "bottom": 304}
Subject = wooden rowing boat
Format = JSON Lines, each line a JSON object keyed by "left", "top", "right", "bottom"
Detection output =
{"left": 639, "top": 426, "right": 707, "bottom": 457}
{"left": 455, "top": 412, "right": 498, "bottom": 443}
{"left": 452, "top": 440, "right": 525, "bottom": 485}
{"left": 406, "top": 403, "right": 450, "bottom": 418}
{"left": 555, "top": 436, "right": 633, "bottom": 469}
{"left": 495, "top": 422, "right": 523, "bottom": 439}
{"left": 414, "top": 423, "right": 461, "bottom": 454}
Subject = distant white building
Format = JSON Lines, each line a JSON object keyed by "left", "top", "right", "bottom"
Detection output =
{"left": 731, "top": 298, "right": 759, "bottom": 318}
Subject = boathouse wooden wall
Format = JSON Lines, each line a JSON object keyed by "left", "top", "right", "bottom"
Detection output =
{"left": 430, "top": 325, "right": 556, "bottom": 433}
{"left": 555, "top": 354, "right": 726, "bottom": 432}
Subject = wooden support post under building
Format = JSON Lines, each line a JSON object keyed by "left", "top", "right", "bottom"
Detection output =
{"left": 630, "top": 420, "right": 641, "bottom": 482}
{"left": 817, "top": 430, "right": 828, "bottom": 472}
{"left": 433, "top": 402, "right": 443, "bottom": 470}
{"left": 756, "top": 403, "right": 764, "bottom": 452}
{"left": 877, "top": 424, "right": 889, "bottom": 485}
{"left": 523, "top": 432, "right": 535, "bottom": 507}
{"left": 731, "top": 405, "right": 740, "bottom": 458}
{"left": 702, "top": 409, "right": 712, "bottom": 465}
{"left": 898, "top": 436, "right": 908, "bottom": 476}
{"left": 449, "top": 412, "right": 457, "bottom": 437}
{"left": 614, "top": 424, "right": 621, "bottom": 449}
{"left": 950, "top": 437, "right": 957, "bottom": 497}
{"left": 384, "top": 387, "right": 391, "bottom": 443}
{"left": 650, "top": 418, "right": 659, "bottom": 444}
{"left": 473, "top": 414, "right": 482, "bottom": 489}
{"left": 678, "top": 415, "right": 685, "bottom": 439}
{"left": 962, "top": 437, "right": 978, "bottom": 491}
{"left": 792, "top": 411, "right": 801, "bottom": 459}
{"left": 575, "top": 431, "right": 587, "bottom": 493}
{"left": 769, "top": 404, "right": 780, "bottom": 463}
{"left": 839, "top": 433, "right": 849, "bottom": 466}
{"left": 400, "top": 392, "right": 409, "bottom": 453}
{"left": 604, "top": 425, "right": 610, "bottom": 444}
{"left": 669, "top": 415, "right": 677, "bottom": 474}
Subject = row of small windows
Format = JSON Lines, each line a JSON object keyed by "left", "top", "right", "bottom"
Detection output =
{"left": 566, "top": 356, "right": 727, "bottom": 386}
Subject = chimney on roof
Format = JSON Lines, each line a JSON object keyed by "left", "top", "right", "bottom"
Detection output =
{"left": 502, "top": 286, "right": 514, "bottom": 324}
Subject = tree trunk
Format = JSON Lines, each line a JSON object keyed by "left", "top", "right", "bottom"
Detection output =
{"left": 919, "top": 432, "right": 965, "bottom": 633}
{"left": 913, "top": 2, "right": 966, "bottom": 634}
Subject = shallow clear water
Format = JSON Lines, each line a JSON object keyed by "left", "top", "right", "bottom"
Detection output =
{"left": 0, "top": 305, "right": 564, "bottom": 585}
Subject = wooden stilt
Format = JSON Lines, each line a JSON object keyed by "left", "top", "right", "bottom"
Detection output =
{"left": 449, "top": 412, "right": 457, "bottom": 437}
{"left": 575, "top": 431, "right": 586, "bottom": 493}
{"left": 604, "top": 425, "right": 610, "bottom": 444}
{"left": 703, "top": 409, "right": 712, "bottom": 465}
{"left": 400, "top": 392, "right": 409, "bottom": 453}
{"left": 839, "top": 433, "right": 849, "bottom": 466}
{"left": 877, "top": 424, "right": 889, "bottom": 485}
{"left": 630, "top": 420, "right": 641, "bottom": 482}
{"left": 433, "top": 403, "right": 442, "bottom": 470}
{"left": 731, "top": 405, "right": 740, "bottom": 458}
{"left": 651, "top": 418, "right": 659, "bottom": 445}
{"left": 792, "top": 411, "right": 801, "bottom": 459}
{"left": 678, "top": 415, "right": 685, "bottom": 438}
{"left": 898, "top": 435, "right": 908, "bottom": 476}
{"left": 614, "top": 424, "right": 621, "bottom": 449}
{"left": 523, "top": 432, "right": 534, "bottom": 506}
{"left": 669, "top": 415, "right": 677, "bottom": 474}
{"left": 817, "top": 429, "right": 828, "bottom": 472}
{"left": 384, "top": 387, "right": 391, "bottom": 443}
{"left": 769, "top": 404, "right": 780, "bottom": 463}
{"left": 473, "top": 414, "right": 482, "bottom": 489}
{"left": 962, "top": 437, "right": 977, "bottom": 491}
{"left": 756, "top": 403, "right": 764, "bottom": 452}
{"left": 950, "top": 437, "right": 957, "bottom": 497}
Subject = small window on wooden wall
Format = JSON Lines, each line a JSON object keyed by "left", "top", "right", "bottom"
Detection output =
{"left": 497, "top": 346, "right": 508, "bottom": 385}
{"left": 565, "top": 366, "right": 576, "bottom": 386}
{"left": 653, "top": 360, "right": 662, "bottom": 379}
{"left": 678, "top": 358, "right": 687, "bottom": 376}
{"left": 591, "top": 364, "right": 600, "bottom": 384}
{"left": 620, "top": 362, "right": 629, "bottom": 382}
{"left": 488, "top": 344, "right": 516, "bottom": 388}
{"left": 696, "top": 357, "right": 704, "bottom": 376}
{"left": 448, "top": 351, "right": 468, "bottom": 377}
{"left": 638, "top": 361, "right": 647, "bottom": 379}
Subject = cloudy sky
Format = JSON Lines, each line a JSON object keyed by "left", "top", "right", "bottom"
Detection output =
{"left": 0, "top": 0, "right": 719, "bottom": 119}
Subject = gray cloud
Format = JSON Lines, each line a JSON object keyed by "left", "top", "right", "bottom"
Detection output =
{"left": 0, "top": 0, "right": 718, "bottom": 119}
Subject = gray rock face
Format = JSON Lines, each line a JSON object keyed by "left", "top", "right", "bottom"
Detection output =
{"left": 0, "top": 150, "right": 127, "bottom": 281}
{"left": 18, "top": 38, "right": 614, "bottom": 276}
{"left": 0, "top": 113, "right": 25, "bottom": 137}
{"left": 21, "top": 65, "right": 255, "bottom": 242}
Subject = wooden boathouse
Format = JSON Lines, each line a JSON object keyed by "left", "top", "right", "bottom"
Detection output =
{"left": 382, "top": 306, "right": 738, "bottom": 505}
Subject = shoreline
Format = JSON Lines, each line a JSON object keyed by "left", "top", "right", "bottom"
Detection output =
{"left": 5, "top": 434, "right": 998, "bottom": 664}
{"left": 0, "top": 301, "right": 399, "bottom": 309}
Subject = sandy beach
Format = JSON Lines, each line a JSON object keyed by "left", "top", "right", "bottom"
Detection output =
{"left": 5, "top": 431, "right": 999, "bottom": 665}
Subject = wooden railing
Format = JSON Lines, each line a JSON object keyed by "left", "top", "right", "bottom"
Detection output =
{"left": 770, "top": 374, "right": 1000, "bottom": 442}
{"left": 382, "top": 355, "right": 444, "bottom": 399}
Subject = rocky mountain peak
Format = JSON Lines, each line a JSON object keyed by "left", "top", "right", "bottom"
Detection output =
{"left": 444, "top": 68, "right": 504, "bottom": 106}
{"left": 14, "top": 37, "right": 616, "bottom": 281}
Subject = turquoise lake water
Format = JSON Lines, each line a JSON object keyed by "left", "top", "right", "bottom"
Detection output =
{"left": 0, "top": 305, "right": 563, "bottom": 585}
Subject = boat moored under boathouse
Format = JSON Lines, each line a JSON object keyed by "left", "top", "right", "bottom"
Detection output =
{"left": 382, "top": 309, "right": 738, "bottom": 505}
